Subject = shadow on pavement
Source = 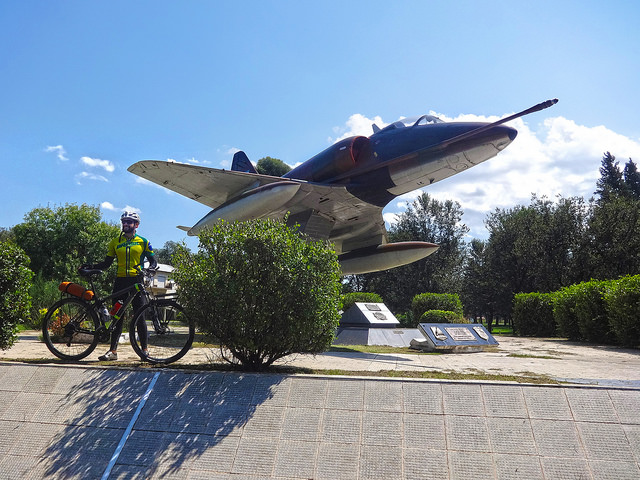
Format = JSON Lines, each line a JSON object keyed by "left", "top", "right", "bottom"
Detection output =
{"left": 40, "top": 367, "right": 285, "bottom": 478}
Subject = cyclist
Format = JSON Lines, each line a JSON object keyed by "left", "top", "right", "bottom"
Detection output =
{"left": 83, "top": 211, "right": 158, "bottom": 361}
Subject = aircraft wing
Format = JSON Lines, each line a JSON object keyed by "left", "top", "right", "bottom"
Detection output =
{"left": 128, "top": 160, "right": 386, "bottom": 254}
{"left": 280, "top": 182, "right": 387, "bottom": 254}
{"left": 128, "top": 161, "right": 284, "bottom": 209}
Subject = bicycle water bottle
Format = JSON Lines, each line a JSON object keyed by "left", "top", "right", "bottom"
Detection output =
{"left": 99, "top": 305, "right": 110, "bottom": 322}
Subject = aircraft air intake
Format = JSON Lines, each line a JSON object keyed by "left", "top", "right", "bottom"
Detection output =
{"left": 284, "top": 136, "right": 370, "bottom": 182}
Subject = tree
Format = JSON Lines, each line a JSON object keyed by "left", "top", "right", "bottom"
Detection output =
{"left": 595, "top": 152, "right": 624, "bottom": 201}
{"left": 0, "top": 241, "right": 32, "bottom": 350}
{"left": 0, "top": 228, "right": 14, "bottom": 243}
{"left": 256, "top": 157, "right": 291, "bottom": 176}
{"left": 172, "top": 219, "right": 342, "bottom": 370}
{"left": 12, "top": 204, "right": 120, "bottom": 282}
{"left": 154, "top": 240, "right": 184, "bottom": 265}
{"left": 482, "top": 195, "right": 589, "bottom": 319}
{"left": 586, "top": 194, "right": 640, "bottom": 279}
{"left": 623, "top": 159, "right": 640, "bottom": 199}
{"left": 358, "top": 193, "right": 468, "bottom": 313}
{"left": 460, "top": 239, "right": 501, "bottom": 329}
{"left": 586, "top": 153, "right": 640, "bottom": 279}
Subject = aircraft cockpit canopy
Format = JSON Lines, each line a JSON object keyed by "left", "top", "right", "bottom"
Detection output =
{"left": 376, "top": 114, "right": 444, "bottom": 134}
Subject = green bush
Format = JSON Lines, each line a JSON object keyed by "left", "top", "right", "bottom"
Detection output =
{"left": 172, "top": 219, "right": 342, "bottom": 370}
{"left": 513, "top": 292, "right": 556, "bottom": 337}
{"left": 412, "top": 293, "right": 463, "bottom": 320}
{"left": 419, "top": 309, "right": 465, "bottom": 324}
{"left": 553, "top": 285, "right": 581, "bottom": 340}
{"left": 605, "top": 275, "right": 640, "bottom": 348}
{"left": 0, "top": 241, "right": 33, "bottom": 350}
{"left": 573, "top": 280, "right": 612, "bottom": 343}
{"left": 553, "top": 281, "right": 612, "bottom": 343}
{"left": 395, "top": 311, "right": 414, "bottom": 328}
{"left": 341, "top": 292, "right": 382, "bottom": 311}
{"left": 27, "top": 274, "right": 62, "bottom": 329}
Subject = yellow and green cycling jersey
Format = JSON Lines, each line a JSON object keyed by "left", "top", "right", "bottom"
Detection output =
{"left": 107, "top": 233, "right": 155, "bottom": 277}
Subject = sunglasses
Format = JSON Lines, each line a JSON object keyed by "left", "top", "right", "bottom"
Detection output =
{"left": 122, "top": 220, "right": 137, "bottom": 225}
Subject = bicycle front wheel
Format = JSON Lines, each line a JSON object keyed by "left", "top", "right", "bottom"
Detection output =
{"left": 129, "top": 299, "right": 195, "bottom": 364}
{"left": 42, "top": 297, "right": 99, "bottom": 361}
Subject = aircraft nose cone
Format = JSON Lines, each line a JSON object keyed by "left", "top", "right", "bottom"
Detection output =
{"left": 506, "top": 125, "right": 518, "bottom": 141}
{"left": 492, "top": 125, "right": 518, "bottom": 151}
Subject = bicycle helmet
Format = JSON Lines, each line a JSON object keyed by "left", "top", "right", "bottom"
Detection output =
{"left": 121, "top": 211, "right": 141, "bottom": 224}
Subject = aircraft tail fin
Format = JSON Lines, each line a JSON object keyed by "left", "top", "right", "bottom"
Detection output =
{"left": 231, "top": 151, "right": 258, "bottom": 173}
{"left": 372, "top": 123, "right": 381, "bottom": 133}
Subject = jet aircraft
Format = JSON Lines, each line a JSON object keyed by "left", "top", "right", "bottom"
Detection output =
{"left": 128, "top": 99, "right": 558, "bottom": 275}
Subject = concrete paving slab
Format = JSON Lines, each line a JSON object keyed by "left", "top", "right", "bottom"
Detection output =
{"left": 1, "top": 331, "right": 640, "bottom": 478}
{"left": 1, "top": 362, "right": 639, "bottom": 479}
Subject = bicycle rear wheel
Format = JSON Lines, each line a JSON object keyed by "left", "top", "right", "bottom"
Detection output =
{"left": 129, "top": 299, "right": 195, "bottom": 364}
{"left": 42, "top": 297, "right": 99, "bottom": 360}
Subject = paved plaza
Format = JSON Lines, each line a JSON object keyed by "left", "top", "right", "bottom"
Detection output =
{"left": 0, "top": 333, "right": 639, "bottom": 479}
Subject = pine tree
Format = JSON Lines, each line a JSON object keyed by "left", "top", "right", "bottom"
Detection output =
{"left": 623, "top": 159, "right": 640, "bottom": 199}
{"left": 595, "top": 152, "right": 624, "bottom": 201}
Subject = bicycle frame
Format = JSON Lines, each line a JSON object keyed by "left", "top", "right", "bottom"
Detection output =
{"left": 79, "top": 271, "right": 152, "bottom": 333}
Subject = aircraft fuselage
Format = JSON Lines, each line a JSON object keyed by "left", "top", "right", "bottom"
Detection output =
{"left": 285, "top": 120, "right": 517, "bottom": 209}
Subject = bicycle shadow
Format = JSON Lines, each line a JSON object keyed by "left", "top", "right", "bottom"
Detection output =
{"left": 41, "top": 367, "right": 287, "bottom": 478}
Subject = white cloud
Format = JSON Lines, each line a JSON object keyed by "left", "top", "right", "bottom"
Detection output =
{"left": 369, "top": 113, "right": 640, "bottom": 239}
{"left": 45, "top": 145, "right": 68, "bottom": 161}
{"left": 81, "top": 156, "right": 115, "bottom": 172}
{"left": 135, "top": 176, "right": 154, "bottom": 186}
{"left": 101, "top": 203, "right": 141, "bottom": 213}
{"left": 383, "top": 212, "right": 399, "bottom": 226}
{"left": 123, "top": 205, "right": 141, "bottom": 214}
{"left": 329, "top": 114, "right": 387, "bottom": 143}
{"left": 216, "top": 147, "right": 241, "bottom": 169}
{"left": 75, "top": 171, "right": 108, "bottom": 184}
{"left": 184, "top": 157, "right": 212, "bottom": 166}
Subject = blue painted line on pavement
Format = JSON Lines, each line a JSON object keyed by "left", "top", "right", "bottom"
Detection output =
{"left": 101, "top": 371, "right": 161, "bottom": 480}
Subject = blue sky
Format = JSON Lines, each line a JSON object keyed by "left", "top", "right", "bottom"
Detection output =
{"left": 2, "top": 1, "right": 640, "bottom": 252}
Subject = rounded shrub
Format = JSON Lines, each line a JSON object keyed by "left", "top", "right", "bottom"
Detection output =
{"left": 419, "top": 309, "right": 464, "bottom": 324}
{"left": 412, "top": 293, "right": 463, "bottom": 320}
{"left": 0, "top": 241, "right": 33, "bottom": 350}
{"left": 341, "top": 292, "right": 382, "bottom": 311}
{"left": 172, "top": 219, "right": 342, "bottom": 370}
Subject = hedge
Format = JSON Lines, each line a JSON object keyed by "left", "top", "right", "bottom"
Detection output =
{"left": 573, "top": 280, "right": 612, "bottom": 343}
{"left": 341, "top": 292, "right": 383, "bottom": 311}
{"left": 512, "top": 292, "right": 556, "bottom": 337}
{"left": 412, "top": 293, "right": 463, "bottom": 320}
{"left": 514, "top": 275, "right": 640, "bottom": 348}
{"left": 419, "top": 309, "right": 466, "bottom": 324}
{"left": 553, "top": 284, "right": 581, "bottom": 340}
{"left": 605, "top": 275, "right": 640, "bottom": 348}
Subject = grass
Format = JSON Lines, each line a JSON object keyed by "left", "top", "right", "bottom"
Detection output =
{"left": 490, "top": 326, "right": 514, "bottom": 335}
{"left": 507, "top": 353, "right": 561, "bottom": 360}
{"left": 2, "top": 352, "right": 561, "bottom": 385}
